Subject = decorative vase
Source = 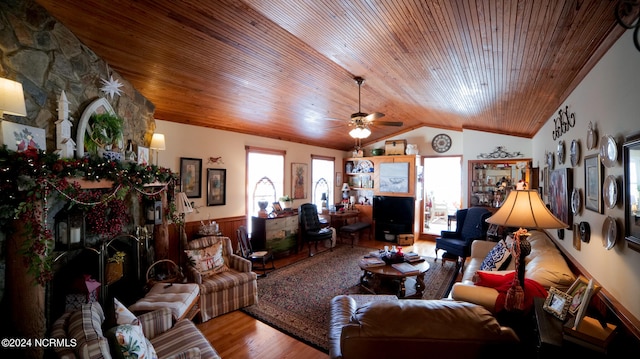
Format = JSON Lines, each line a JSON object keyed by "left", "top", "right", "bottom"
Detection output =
{"left": 281, "top": 200, "right": 293, "bottom": 210}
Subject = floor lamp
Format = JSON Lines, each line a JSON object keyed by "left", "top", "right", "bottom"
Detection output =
{"left": 486, "top": 189, "right": 567, "bottom": 311}
{"left": 176, "top": 192, "right": 193, "bottom": 268}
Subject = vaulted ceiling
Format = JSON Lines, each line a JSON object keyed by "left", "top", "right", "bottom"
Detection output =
{"left": 36, "top": 0, "right": 626, "bottom": 150}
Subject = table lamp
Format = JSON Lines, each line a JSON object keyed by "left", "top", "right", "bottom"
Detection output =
{"left": 149, "top": 133, "right": 166, "bottom": 166}
{"left": 320, "top": 193, "right": 328, "bottom": 210}
{"left": 0, "top": 78, "right": 27, "bottom": 117}
{"left": 341, "top": 183, "right": 350, "bottom": 202}
{"left": 486, "top": 189, "right": 567, "bottom": 311}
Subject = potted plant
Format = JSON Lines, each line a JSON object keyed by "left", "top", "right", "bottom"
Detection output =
{"left": 84, "top": 112, "right": 124, "bottom": 158}
{"left": 279, "top": 195, "right": 293, "bottom": 210}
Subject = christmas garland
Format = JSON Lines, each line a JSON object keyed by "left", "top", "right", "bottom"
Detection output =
{"left": 0, "top": 146, "right": 178, "bottom": 285}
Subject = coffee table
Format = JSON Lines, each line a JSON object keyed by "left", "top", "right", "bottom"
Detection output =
{"left": 358, "top": 258, "right": 430, "bottom": 298}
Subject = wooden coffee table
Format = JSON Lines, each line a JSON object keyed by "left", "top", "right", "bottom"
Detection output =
{"left": 358, "top": 258, "right": 430, "bottom": 298}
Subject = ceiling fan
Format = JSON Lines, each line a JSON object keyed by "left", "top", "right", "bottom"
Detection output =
{"left": 342, "top": 76, "right": 403, "bottom": 139}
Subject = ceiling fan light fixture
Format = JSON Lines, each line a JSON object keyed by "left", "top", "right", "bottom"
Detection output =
{"left": 349, "top": 125, "right": 371, "bottom": 139}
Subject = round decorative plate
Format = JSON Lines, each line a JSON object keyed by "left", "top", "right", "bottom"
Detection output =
{"left": 557, "top": 140, "right": 565, "bottom": 165}
{"left": 599, "top": 134, "right": 618, "bottom": 168}
{"left": 571, "top": 188, "right": 581, "bottom": 216}
{"left": 546, "top": 151, "right": 554, "bottom": 169}
{"left": 432, "top": 133, "right": 452, "bottom": 153}
{"left": 603, "top": 175, "right": 618, "bottom": 209}
{"left": 570, "top": 139, "right": 580, "bottom": 167}
{"left": 579, "top": 221, "right": 590, "bottom": 243}
{"left": 586, "top": 121, "right": 597, "bottom": 150}
{"left": 356, "top": 160, "right": 374, "bottom": 173}
{"left": 602, "top": 216, "right": 617, "bottom": 250}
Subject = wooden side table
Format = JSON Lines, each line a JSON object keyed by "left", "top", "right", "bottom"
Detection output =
{"left": 533, "top": 297, "right": 608, "bottom": 357}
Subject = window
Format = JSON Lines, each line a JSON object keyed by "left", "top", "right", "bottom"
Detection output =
{"left": 311, "top": 156, "right": 335, "bottom": 211}
{"left": 246, "top": 147, "right": 285, "bottom": 231}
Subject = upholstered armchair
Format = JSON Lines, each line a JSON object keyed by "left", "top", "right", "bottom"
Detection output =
{"left": 435, "top": 207, "right": 491, "bottom": 271}
{"left": 185, "top": 236, "right": 258, "bottom": 322}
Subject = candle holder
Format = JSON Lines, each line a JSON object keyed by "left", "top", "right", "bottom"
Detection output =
{"left": 54, "top": 207, "right": 85, "bottom": 251}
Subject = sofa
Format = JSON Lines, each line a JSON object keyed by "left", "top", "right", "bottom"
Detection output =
{"left": 329, "top": 295, "right": 520, "bottom": 359}
{"left": 51, "top": 301, "right": 219, "bottom": 359}
{"left": 451, "top": 229, "right": 575, "bottom": 313}
{"left": 185, "top": 236, "right": 258, "bottom": 321}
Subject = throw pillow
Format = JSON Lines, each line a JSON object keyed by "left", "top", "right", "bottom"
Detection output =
{"left": 106, "top": 324, "right": 158, "bottom": 359}
{"left": 474, "top": 270, "right": 516, "bottom": 288}
{"left": 114, "top": 298, "right": 139, "bottom": 326}
{"left": 479, "top": 240, "right": 512, "bottom": 271}
{"left": 185, "top": 241, "right": 229, "bottom": 276}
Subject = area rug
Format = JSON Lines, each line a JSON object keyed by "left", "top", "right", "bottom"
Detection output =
{"left": 241, "top": 244, "right": 458, "bottom": 353}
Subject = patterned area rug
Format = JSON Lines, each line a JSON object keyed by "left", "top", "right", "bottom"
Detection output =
{"left": 241, "top": 244, "right": 459, "bottom": 353}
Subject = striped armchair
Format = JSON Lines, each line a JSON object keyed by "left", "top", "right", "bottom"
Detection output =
{"left": 185, "top": 236, "right": 258, "bottom": 322}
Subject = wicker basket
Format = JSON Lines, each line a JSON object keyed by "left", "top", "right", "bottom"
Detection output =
{"left": 146, "top": 259, "right": 184, "bottom": 288}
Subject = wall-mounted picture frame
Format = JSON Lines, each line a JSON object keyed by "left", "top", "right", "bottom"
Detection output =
{"left": 292, "top": 162, "right": 308, "bottom": 199}
{"left": 335, "top": 172, "right": 342, "bottom": 187}
{"left": 206, "top": 168, "right": 226, "bottom": 206}
{"left": 584, "top": 153, "right": 603, "bottom": 213}
{"left": 543, "top": 287, "right": 572, "bottom": 321}
{"left": 180, "top": 157, "right": 202, "bottom": 198}
{"left": 623, "top": 133, "right": 640, "bottom": 251}
{"left": 567, "top": 275, "right": 601, "bottom": 316}
{"left": 549, "top": 168, "right": 573, "bottom": 228}
{"left": 379, "top": 162, "right": 409, "bottom": 193}
{"left": 137, "top": 146, "right": 149, "bottom": 165}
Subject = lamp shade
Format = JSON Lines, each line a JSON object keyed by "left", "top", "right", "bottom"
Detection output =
{"left": 0, "top": 78, "right": 27, "bottom": 117}
{"left": 149, "top": 133, "right": 166, "bottom": 150}
{"left": 341, "top": 183, "right": 350, "bottom": 192}
{"left": 349, "top": 125, "right": 371, "bottom": 139}
{"left": 486, "top": 189, "right": 567, "bottom": 229}
{"left": 176, "top": 192, "right": 194, "bottom": 215}
{"left": 321, "top": 193, "right": 327, "bottom": 201}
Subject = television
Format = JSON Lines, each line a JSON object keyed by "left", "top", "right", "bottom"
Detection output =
{"left": 373, "top": 196, "right": 414, "bottom": 221}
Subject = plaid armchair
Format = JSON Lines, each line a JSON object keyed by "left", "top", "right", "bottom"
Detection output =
{"left": 185, "top": 236, "right": 258, "bottom": 322}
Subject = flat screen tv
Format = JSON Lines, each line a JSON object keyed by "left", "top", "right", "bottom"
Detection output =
{"left": 373, "top": 196, "right": 414, "bottom": 222}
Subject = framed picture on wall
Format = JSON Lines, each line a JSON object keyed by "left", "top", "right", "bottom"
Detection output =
{"left": 180, "top": 157, "right": 202, "bottom": 198}
{"left": 206, "top": 168, "right": 226, "bottom": 206}
{"left": 624, "top": 133, "right": 640, "bottom": 250}
{"left": 584, "top": 153, "right": 603, "bottom": 213}
{"left": 292, "top": 162, "right": 308, "bottom": 199}
{"left": 549, "top": 168, "right": 572, "bottom": 228}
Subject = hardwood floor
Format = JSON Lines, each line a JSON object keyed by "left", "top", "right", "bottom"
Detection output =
{"left": 197, "top": 236, "right": 440, "bottom": 359}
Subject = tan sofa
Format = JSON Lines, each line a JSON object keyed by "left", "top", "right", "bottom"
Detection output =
{"left": 451, "top": 230, "right": 575, "bottom": 313}
{"left": 329, "top": 295, "right": 519, "bottom": 359}
{"left": 51, "top": 301, "right": 219, "bottom": 359}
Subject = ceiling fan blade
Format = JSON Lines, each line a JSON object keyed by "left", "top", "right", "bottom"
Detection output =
{"left": 374, "top": 120, "right": 403, "bottom": 127}
{"left": 365, "top": 112, "right": 385, "bottom": 121}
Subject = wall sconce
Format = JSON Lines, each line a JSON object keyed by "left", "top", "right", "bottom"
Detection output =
{"left": 0, "top": 77, "right": 27, "bottom": 118}
{"left": 149, "top": 133, "right": 166, "bottom": 166}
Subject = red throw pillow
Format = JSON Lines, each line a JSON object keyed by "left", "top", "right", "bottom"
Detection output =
{"left": 474, "top": 270, "right": 516, "bottom": 288}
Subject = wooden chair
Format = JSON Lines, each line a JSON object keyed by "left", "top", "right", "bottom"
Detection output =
{"left": 236, "top": 225, "right": 275, "bottom": 277}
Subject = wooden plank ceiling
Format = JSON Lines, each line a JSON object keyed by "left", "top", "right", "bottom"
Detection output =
{"left": 35, "top": 0, "right": 624, "bottom": 150}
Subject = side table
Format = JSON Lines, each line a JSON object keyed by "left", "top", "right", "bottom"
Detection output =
{"left": 533, "top": 297, "right": 607, "bottom": 357}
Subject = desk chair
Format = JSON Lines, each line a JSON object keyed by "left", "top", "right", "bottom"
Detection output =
{"left": 299, "top": 203, "right": 334, "bottom": 256}
{"left": 236, "top": 225, "right": 275, "bottom": 277}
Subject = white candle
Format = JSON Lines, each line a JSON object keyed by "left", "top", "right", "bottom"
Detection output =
{"left": 70, "top": 227, "right": 81, "bottom": 244}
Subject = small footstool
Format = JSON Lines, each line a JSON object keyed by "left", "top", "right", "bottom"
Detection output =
{"left": 129, "top": 282, "right": 200, "bottom": 321}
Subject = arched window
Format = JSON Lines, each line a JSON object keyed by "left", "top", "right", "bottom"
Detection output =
{"left": 313, "top": 178, "right": 329, "bottom": 210}
{"left": 252, "top": 176, "right": 276, "bottom": 214}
